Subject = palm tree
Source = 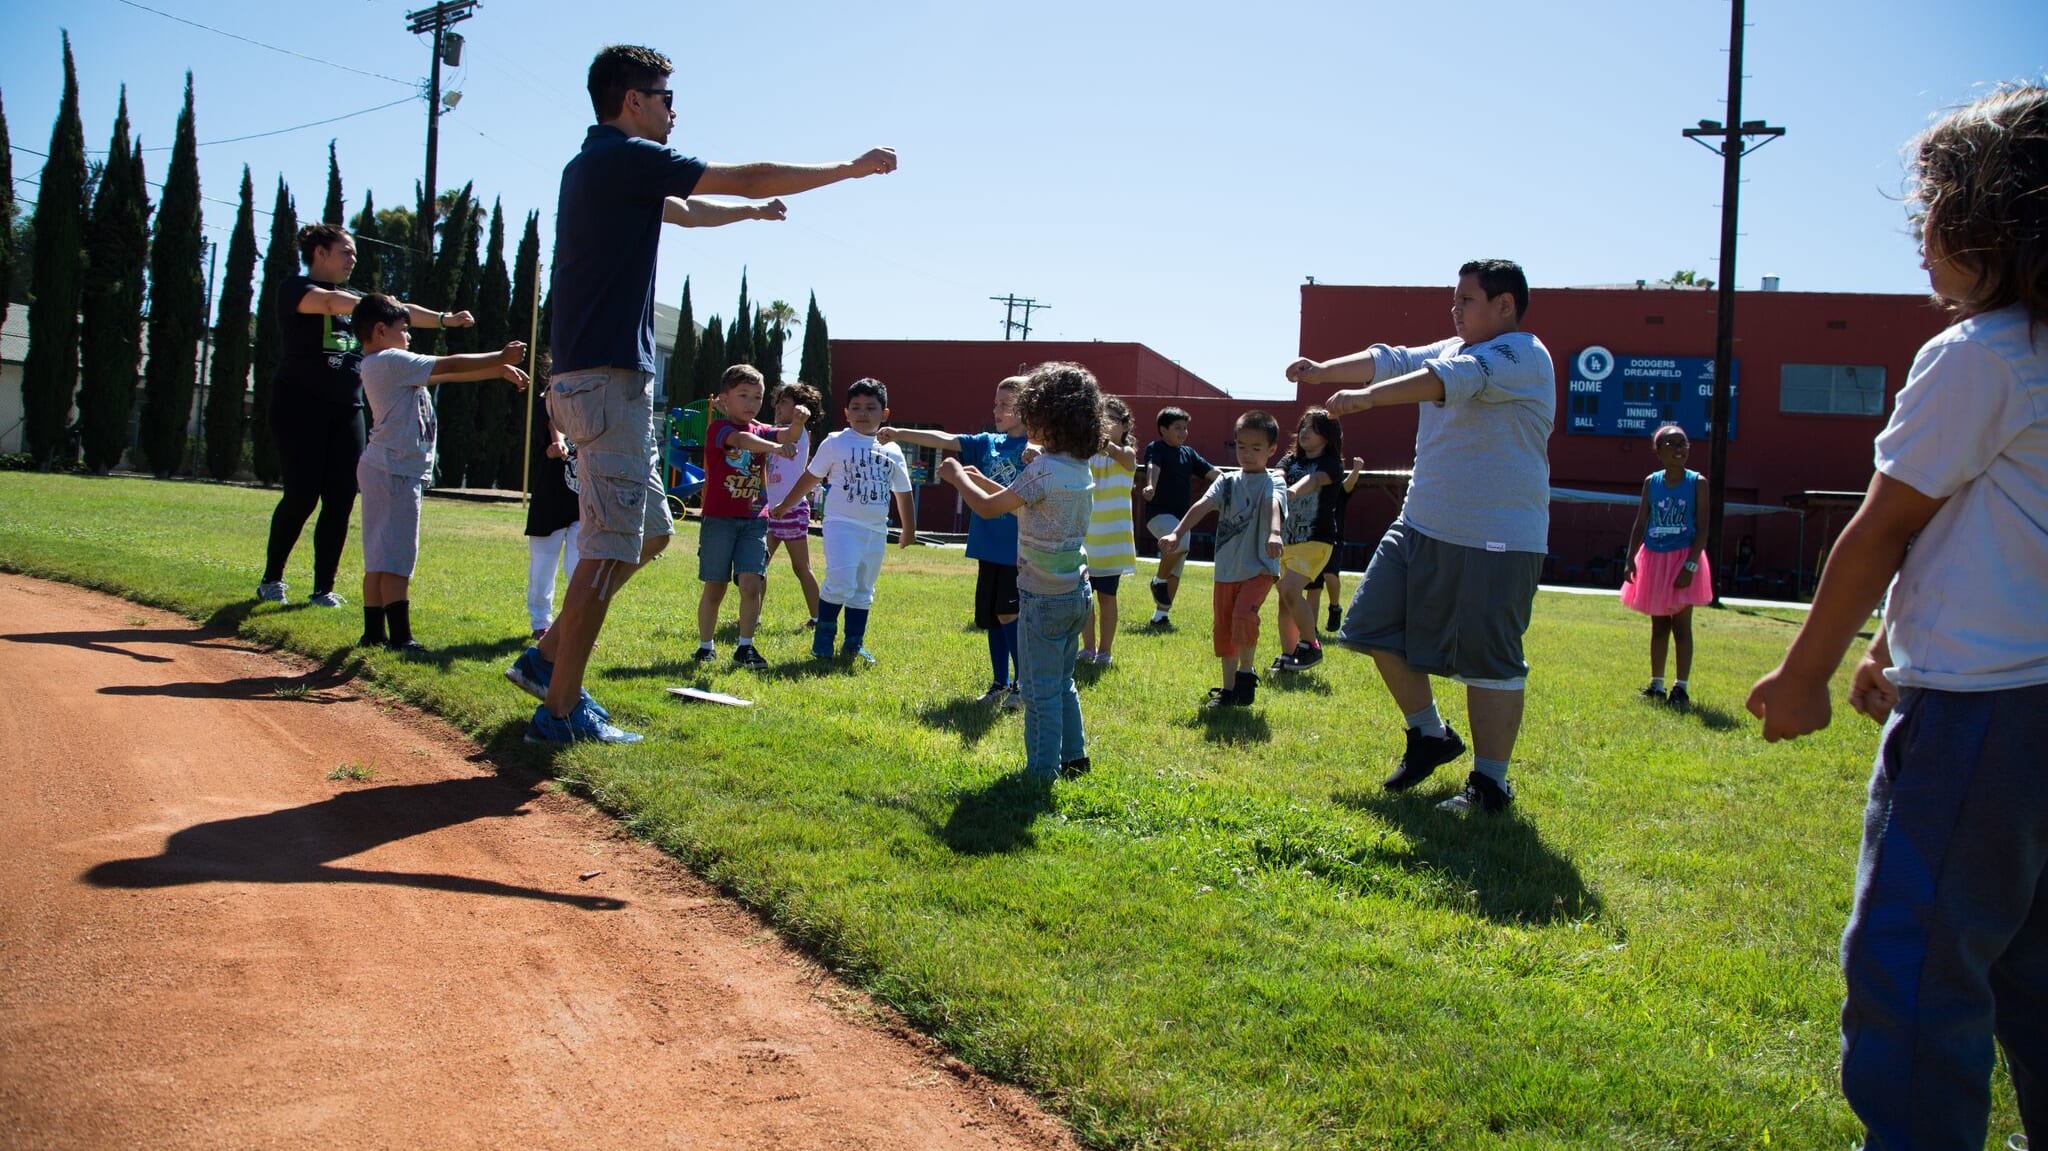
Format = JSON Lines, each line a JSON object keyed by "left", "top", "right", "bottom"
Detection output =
{"left": 762, "top": 298, "right": 799, "bottom": 343}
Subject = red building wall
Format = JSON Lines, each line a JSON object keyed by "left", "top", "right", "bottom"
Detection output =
{"left": 830, "top": 285, "right": 1951, "bottom": 595}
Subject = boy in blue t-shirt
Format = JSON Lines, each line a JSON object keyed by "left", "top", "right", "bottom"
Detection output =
{"left": 881, "top": 376, "right": 1029, "bottom": 704}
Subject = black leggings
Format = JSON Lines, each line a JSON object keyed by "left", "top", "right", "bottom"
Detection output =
{"left": 263, "top": 400, "right": 367, "bottom": 594}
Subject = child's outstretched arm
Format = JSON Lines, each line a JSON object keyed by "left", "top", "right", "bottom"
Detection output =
{"left": 880, "top": 427, "right": 963, "bottom": 452}
{"left": 1285, "top": 349, "right": 1379, "bottom": 387}
{"left": 1286, "top": 469, "right": 1331, "bottom": 497}
{"left": 1266, "top": 489, "right": 1285, "bottom": 558}
{"left": 1621, "top": 480, "right": 1651, "bottom": 583}
{"left": 1746, "top": 473, "right": 1945, "bottom": 741}
{"left": 722, "top": 426, "right": 788, "bottom": 455}
{"left": 1156, "top": 495, "right": 1218, "bottom": 556}
{"left": 767, "top": 469, "right": 823, "bottom": 519}
{"left": 772, "top": 405, "right": 812, "bottom": 447}
{"left": 429, "top": 340, "right": 529, "bottom": 387}
{"left": 893, "top": 490, "right": 917, "bottom": 548}
{"left": 1323, "top": 368, "right": 1445, "bottom": 418}
{"left": 938, "top": 457, "right": 1024, "bottom": 517}
{"left": 1099, "top": 437, "right": 1138, "bottom": 469}
{"left": 1343, "top": 457, "right": 1366, "bottom": 492}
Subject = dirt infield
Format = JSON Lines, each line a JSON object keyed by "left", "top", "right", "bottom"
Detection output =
{"left": 0, "top": 574, "right": 1076, "bottom": 1151}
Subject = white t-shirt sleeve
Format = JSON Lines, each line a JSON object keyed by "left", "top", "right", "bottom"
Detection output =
{"left": 1428, "top": 335, "right": 1549, "bottom": 407}
{"left": 886, "top": 444, "right": 913, "bottom": 493}
{"left": 806, "top": 432, "right": 844, "bottom": 481}
{"left": 1875, "top": 336, "right": 2032, "bottom": 500}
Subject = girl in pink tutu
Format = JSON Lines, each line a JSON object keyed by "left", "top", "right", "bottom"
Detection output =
{"left": 1621, "top": 424, "right": 1711, "bottom": 710}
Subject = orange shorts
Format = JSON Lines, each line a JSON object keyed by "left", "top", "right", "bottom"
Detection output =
{"left": 1212, "top": 574, "right": 1276, "bottom": 657}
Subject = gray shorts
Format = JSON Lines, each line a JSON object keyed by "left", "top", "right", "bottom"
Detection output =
{"left": 356, "top": 461, "right": 425, "bottom": 578}
{"left": 1338, "top": 520, "right": 1541, "bottom": 690}
{"left": 545, "top": 368, "right": 671, "bottom": 564}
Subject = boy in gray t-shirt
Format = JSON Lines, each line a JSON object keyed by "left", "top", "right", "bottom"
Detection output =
{"left": 1159, "top": 411, "right": 1285, "bottom": 710}
{"left": 351, "top": 293, "right": 529, "bottom": 653}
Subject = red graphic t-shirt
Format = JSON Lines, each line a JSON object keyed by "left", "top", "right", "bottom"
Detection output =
{"left": 702, "top": 418, "right": 772, "bottom": 519}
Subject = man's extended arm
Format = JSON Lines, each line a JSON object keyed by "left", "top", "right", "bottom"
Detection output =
{"left": 663, "top": 197, "right": 787, "bottom": 228}
{"left": 693, "top": 149, "right": 897, "bottom": 199}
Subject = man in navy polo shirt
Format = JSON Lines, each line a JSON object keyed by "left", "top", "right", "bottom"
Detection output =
{"left": 510, "top": 43, "right": 896, "bottom": 744}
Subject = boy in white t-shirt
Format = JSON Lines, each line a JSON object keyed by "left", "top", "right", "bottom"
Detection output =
{"left": 768, "top": 378, "right": 915, "bottom": 661}
{"left": 350, "top": 293, "right": 529, "bottom": 653}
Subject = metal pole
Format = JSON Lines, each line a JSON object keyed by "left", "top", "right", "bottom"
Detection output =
{"left": 192, "top": 238, "right": 218, "bottom": 477}
{"left": 521, "top": 252, "right": 541, "bottom": 509}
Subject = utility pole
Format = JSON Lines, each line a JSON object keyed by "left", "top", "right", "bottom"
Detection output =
{"left": 405, "top": 1, "right": 477, "bottom": 273}
{"left": 1682, "top": 0, "right": 1783, "bottom": 594}
{"left": 989, "top": 293, "right": 1049, "bottom": 341}
{"left": 191, "top": 237, "right": 218, "bottom": 478}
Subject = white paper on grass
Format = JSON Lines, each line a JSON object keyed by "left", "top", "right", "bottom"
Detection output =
{"left": 666, "top": 687, "right": 754, "bottom": 707}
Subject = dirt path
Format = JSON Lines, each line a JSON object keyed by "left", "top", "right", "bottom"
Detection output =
{"left": 0, "top": 574, "right": 1077, "bottom": 1151}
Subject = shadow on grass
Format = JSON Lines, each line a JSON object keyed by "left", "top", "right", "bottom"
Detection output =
{"left": 1194, "top": 707, "right": 1271, "bottom": 745}
{"left": 0, "top": 622, "right": 249, "bottom": 664}
{"left": 934, "top": 771, "right": 1055, "bottom": 855}
{"left": 915, "top": 696, "right": 1006, "bottom": 746}
{"left": 1264, "top": 671, "right": 1335, "bottom": 695}
{"left": 402, "top": 634, "right": 531, "bottom": 672}
{"left": 85, "top": 772, "right": 620, "bottom": 909}
{"left": 1332, "top": 788, "right": 1603, "bottom": 927}
{"left": 1679, "top": 700, "right": 1746, "bottom": 732}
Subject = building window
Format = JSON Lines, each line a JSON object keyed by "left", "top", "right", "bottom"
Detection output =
{"left": 1780, "top": 363, "right": 1886, "bottom": 416}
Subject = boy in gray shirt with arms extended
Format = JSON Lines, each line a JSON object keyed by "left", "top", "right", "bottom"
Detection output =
{"left": 1287, "top": 259, "right": 1554, "bottom": 814}
{"left": 352, "top": 293, "right": 529, "bottom": 653}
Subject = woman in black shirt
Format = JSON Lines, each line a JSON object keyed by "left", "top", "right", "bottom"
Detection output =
{"left": 257, "top": 224, "right": 470, "bottom": 606}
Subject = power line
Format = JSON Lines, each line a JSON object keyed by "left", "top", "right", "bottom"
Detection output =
{"left": 10, "top": 94, "right": 418, "bottom": 155}
{"left": 8, "top": 169, "right": 417, "bottom": 255}
{"left": 110, "top": 0, "right": 418, "bottom": 88}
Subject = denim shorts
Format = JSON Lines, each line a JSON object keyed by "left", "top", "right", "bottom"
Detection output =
{"left": 545, "top": 368, "right": 670, "bottom": 564}
{"left": 698, "top": 515, "right": 769, "bottom": 583}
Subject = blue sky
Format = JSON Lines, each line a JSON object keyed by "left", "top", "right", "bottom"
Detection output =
{"left": 4, "top": 0, "right": 2043, "bottom": 398}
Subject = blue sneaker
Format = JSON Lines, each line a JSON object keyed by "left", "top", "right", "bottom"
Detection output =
{"left": 506, "top": 647, "right": 552, "bottom": 699}
{"left": 845, "top": 647, "right": 876, "bottom": 664}
{"left": 524, "top": 702, "right": 642, "bottom": 745}
{"left": 505, "top": 647, "right": 610, "bottom": 720}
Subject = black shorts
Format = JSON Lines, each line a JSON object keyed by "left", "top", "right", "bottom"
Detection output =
{"left": 1088, "top": 573, "right": 1122, "bottom": 597}
{"left": 974, "top": 560, "right": 1020, "bottom": 628}
{"left": 1313, "top": 537, "right": 1344, "bottom": 582}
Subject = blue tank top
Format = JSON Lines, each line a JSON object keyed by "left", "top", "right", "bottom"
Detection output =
{"left": 1644, "top": 469, "right": 1700, "bottom": 553}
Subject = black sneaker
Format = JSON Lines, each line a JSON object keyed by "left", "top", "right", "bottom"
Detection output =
{"left": 1326, "top": 604, "right": 1342, "bottom": 633}
{"left": 386, "top": 639, "right": 429, "bottom": 659}
{"left": 1383, "top": 725, "right": 1466, "bottom": 791}
{"left": 1280, "top": 643, "right": 1324, "bottom": 671}
{"left": 1667, "top": 685, "right": 1691, "bottom": 713}
{"left": 1202, "top": 686, "right": 1239, "bottom": 710}
{"left": 1059, "top": 756, "right": 1092, "bottom": 779}
{"left": 1234, "top": 670, "right": 1258, "bottom": 706}
{"left": 1437, "top": 770, "right": 1514, "bottom": 814}
{"left": 1269, "top": 653, "right": 1290, "bottom": 674}
{"left": 692, "top": 647, "right": 717, "bottom": 663}
{"left": 1639, "top": 684, "right": 1667, "bottom": 704}
{"left": 732, "top": 645, "right": 769, "bottom": 670}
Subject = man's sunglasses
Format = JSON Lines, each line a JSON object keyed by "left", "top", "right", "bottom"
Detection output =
{"left": 632, "top": 87, "right": 676, "bottom": 108}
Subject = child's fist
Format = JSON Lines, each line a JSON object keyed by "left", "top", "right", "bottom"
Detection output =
{"left": 938, "top": 457, "right": 964, "bottom": 482}
{"left": 876, "top": 427, "right": 898, "bottom": 444}
{"left": 1266, "top": 532, "right": 1283, "bottom": 558}
{"left": 790, "top": 404, "right": 811, "bottom": 424}
{"left": 499, "top": 341, "right": 527, "bottom": 364}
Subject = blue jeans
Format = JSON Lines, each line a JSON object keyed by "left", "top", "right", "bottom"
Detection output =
{"left": 1841, "top": 683, "right": 2048, "bottom": 1151}
{"left": 1016, "top": 585, "right": 1090, "bottom": 779}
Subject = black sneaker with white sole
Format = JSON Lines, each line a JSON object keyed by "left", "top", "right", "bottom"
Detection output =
{"left": 1436, "top": 770, "right": 1514, "bottom": 814}
{"left": 1667, "top": 685, "right": 1691, "bottom": 713}
{"left": 1383, "top": 725, "right": 1466, "bottom": 791}
{"left": 732, "top": 645, "right": 770, "bottom": 670}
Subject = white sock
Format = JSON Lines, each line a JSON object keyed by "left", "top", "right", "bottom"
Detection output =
{"left": 699, "top": 641, "right": 715, "bottom": 652}
{"left": 1405, "top": 703, "right": 1447, "bottom": 739}
{"left": 1672, "top": 679, "right": 1687, "bottom": 691}
{"left": 737, "top": 635, "right": 754, "bottom": 648}
{"left": 1650, "top": 676, "right": 1665, "bottom": 691}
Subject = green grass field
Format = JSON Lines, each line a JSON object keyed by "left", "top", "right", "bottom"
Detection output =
{"left": 0, "top": 473, "right": 2021, "bottom": 1149}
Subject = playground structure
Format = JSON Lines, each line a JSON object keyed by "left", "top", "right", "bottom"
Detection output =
{"left": 665, "top": 402, "right": 709, "bottom": 513}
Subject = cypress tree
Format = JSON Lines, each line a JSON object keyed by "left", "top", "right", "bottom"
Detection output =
{"left": 249, "top": 177, "right": 296, "bottom": 484}
{"left": 693, "top": 313, "right": 724, "bottom": 402}
{"left": 504, "top": 210, "right": 541, "bottom": 486}
{"left": 798, "top": 291, "right": 832, "bottom": 430}
{"left": 350, "top": 190, "right": 382, "bottom": 292}
{"left": 138, "top": 72, "right": 204, "bottom": 476}
{"left": 728, "top": 270, "right": 754, "bottom": 365}
{"left": 20, "top": 34, "right": 88, "bottom": 468}
{"left": 471, "top": 199, "right": 511, "bottom": 488}
{"left": 202, "top": 165, "right": 257, "bottom": 479}
{"left": 665, "top": 275, "right": 697, "bottom": 407}
{"left": 375, "top": 202, "right": 414, "bottom": 300}
{"left": 79, "top": 89, "right": 152, "bottom": 473}
{"left": 0, "top": 86, "right": 15, "bottom": 339}
{"left": 322, "top": 140, "right": 344, "bottom": 225}
{"left": 429, "top": 190, "right": 479, "bottom": 484}
{"left": 765, "top": 324, "right": 785, "bottom": 392}
{"left": 751, "top": 310, "right": 774, "bottom": 387}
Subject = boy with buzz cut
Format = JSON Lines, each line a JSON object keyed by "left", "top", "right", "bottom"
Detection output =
{"left": 1158, "top": 411, "right": 1285, "bottom": 709}
{"left": 1140, "top": 406, "right": 1222, "bottom": 626}
{"left": 350, "top": 293, "right": 530, "bottom": 653}
{"left": 880, "top": 376, "right": 1030, "bottom": 705}
{"left": 768, "top": 378, "right": 916, "bottom": 661}
{"left": 697, "top": 364, "right": 806, "bottom": 668}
